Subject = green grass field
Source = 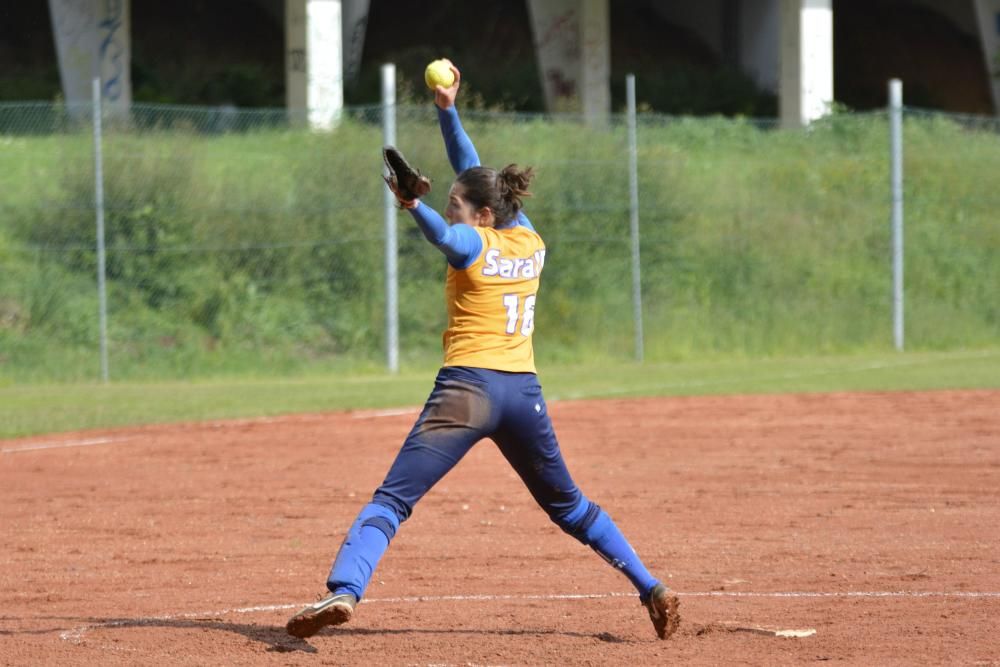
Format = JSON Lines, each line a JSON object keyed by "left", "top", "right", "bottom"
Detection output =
{"left": 2, "top": 108, "right": 998, "bottom": 385}
{"left": 3, "top": 348, "right": 997, "bottom": 439}
{"left": 2, "top": 107, "right": 997, "bottom": 439}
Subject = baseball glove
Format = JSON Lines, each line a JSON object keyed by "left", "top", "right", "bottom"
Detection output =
{"left": 383, "top": 145, "right": 431, "bottom": 204}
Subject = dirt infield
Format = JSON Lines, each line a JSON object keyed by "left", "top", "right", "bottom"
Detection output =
{"left": 2, "top": 389, "right": 999, "bottom": 665}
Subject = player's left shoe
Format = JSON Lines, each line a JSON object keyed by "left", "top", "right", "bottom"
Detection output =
{"left": 286, "top": 591, "right": 357, "bottom": 638}
{"left": 642, "top": 583, "right": 680, "bottom": 639}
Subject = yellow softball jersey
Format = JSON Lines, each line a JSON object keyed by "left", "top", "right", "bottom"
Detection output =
{"left": 442, "top": 225, "right": 546, "bottom": 373}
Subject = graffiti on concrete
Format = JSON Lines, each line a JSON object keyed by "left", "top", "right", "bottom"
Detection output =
{"left": 534, "top": 7, "right": 580, "bottom": 103}
{"left": 50, "top": 0, "right": 130, "bottom": 107}
{"left": 546, "top": 70, "right": 577, "bottom": 99}
{"left": 289, "top": 49, "right": 307, "bottom": 73}
{"left": 98, "top": 0, "right": 127, "bottom": 101}
{"left": 344, "top": 16, "right": 367, "bottom": 82}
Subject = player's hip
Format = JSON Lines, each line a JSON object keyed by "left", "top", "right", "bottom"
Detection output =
{"left": 428, "top": 365, "right": 545, "bottom": 424}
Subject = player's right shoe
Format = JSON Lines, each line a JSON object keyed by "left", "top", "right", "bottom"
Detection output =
{"left": 643, "top": 583, "right": 680, "bottom": 640}
{"left": 285, "top": 591, "right": 357, "bottom": 638}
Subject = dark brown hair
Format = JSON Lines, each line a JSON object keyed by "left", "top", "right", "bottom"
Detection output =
{"left": 455, "top": 164, "right": 534, "bottom": 225}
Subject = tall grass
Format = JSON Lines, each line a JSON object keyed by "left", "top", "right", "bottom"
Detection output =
{"left": 0, "top": 105, "right": 997, "bottom": 382}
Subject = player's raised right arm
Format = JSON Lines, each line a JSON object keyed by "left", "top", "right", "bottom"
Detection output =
{"left": 434, "top": 61, "right": 480, "bottom": 174}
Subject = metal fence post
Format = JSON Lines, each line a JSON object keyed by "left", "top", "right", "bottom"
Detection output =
{"left": 382, "top": 63, "right": 399, "bottom": 373}
{"left": 889, "top": 79, "right": 904, "bottom": 351}
{"left": 92, "top": 77, "right": 110, "bottom": 382}
{"left": 626, "top": 74, "right": 644, "bottom": 362}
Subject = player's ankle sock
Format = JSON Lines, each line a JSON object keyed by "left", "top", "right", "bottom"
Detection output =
{"left": 585, "top": 510, "right": 660, "bottom": 596}
{"left": 326, "top": 503, "right": 399, "bottom": 600}
{"left": 326, "top": 524, "right": 388, "bottom": 600}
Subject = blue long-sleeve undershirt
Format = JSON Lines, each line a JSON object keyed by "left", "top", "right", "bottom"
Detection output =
{"left": 410, "top": 106, "right": 536, "bottom": 268}
{"left": 437, "top": 106, "right": 535, "bottom": 233}
{"left": 409, "top": 202, "right": 482, "bottom": 269}
{"left": 437, "top": 106, "right": 535, "bottom": 231}
{"left": 438, "top": 105, "right": 480, "bottom": 174}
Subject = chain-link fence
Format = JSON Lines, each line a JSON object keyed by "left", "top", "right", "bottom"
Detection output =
{"left": 1, "top": 96, "right": 998, "bottom": 382}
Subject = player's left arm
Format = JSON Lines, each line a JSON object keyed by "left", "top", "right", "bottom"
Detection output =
{"left": 408, "top": 201, "right": 483, "bottom": 269}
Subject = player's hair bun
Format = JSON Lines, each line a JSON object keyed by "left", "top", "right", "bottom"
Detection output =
{"left": 456, "top": 164, "right": 536, "bottom": 225}
{"left": 497, "top": 164, "right": 534, "bottom": 215}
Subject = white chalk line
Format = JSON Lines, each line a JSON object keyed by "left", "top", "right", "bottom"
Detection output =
{"left": 1, "top": 436, "right": 133, "bottom": 454}
{"left": 683, "top": 591, "right": 1000, "bottom": 598}
{"left": 351, "top": 407, "right": 421, "bottom": 420}
{"left": 55, "top": 589, "right": 1000, "bottom": 643}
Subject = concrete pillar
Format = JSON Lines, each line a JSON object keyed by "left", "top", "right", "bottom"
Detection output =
{"left": 286, "top": 0, "right": 343, "bottom": 130}
{"left": 973, "top": 0, "right": 1000, "bottom": 114}
{"left": 779, "top": 0, "right": 833, "bottom": 127}
{"left": 527, "top": 0, "right": 611, "bottom": 119}
{"left": 48, "top": 0, "right": 132, "bottom": 115}
{"left": 341, "top": 0, "right": 369, "bottom": 83}
{"left": 580, "top": 0, "right": 611, "bottom": 122}
{"left": 527, "top": 0, "right": 581, "bottom": 112}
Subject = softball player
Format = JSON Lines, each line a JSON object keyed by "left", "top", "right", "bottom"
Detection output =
{"left": 287, "top": 62, "right": 680, "bottom": 641}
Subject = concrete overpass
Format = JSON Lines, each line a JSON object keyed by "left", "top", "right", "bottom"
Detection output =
{"left": 48, "top": 0, "right": 1000, "bottom": 126}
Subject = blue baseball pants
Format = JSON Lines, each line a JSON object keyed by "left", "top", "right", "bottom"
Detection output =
{"left": 326, "top": 366, "right": 661, "bottom": 601}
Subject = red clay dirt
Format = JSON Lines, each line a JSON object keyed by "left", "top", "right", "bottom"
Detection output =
{"left": 1, "top": 389, "right": 999, "bottom": 665}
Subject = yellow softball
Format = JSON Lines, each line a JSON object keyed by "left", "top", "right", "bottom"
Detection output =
{"left": 424, "top": 59, "right": 456, "bottom": 90}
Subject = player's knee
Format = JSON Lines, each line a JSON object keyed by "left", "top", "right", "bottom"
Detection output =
{"left": 552, "top": 497, "right": 606, "bottom": 546}
{"left": 358, "top": 501, "right": 402, "bottom": 541}
{"left": 371, "top": 491, "right": 413, "bottom": 524}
